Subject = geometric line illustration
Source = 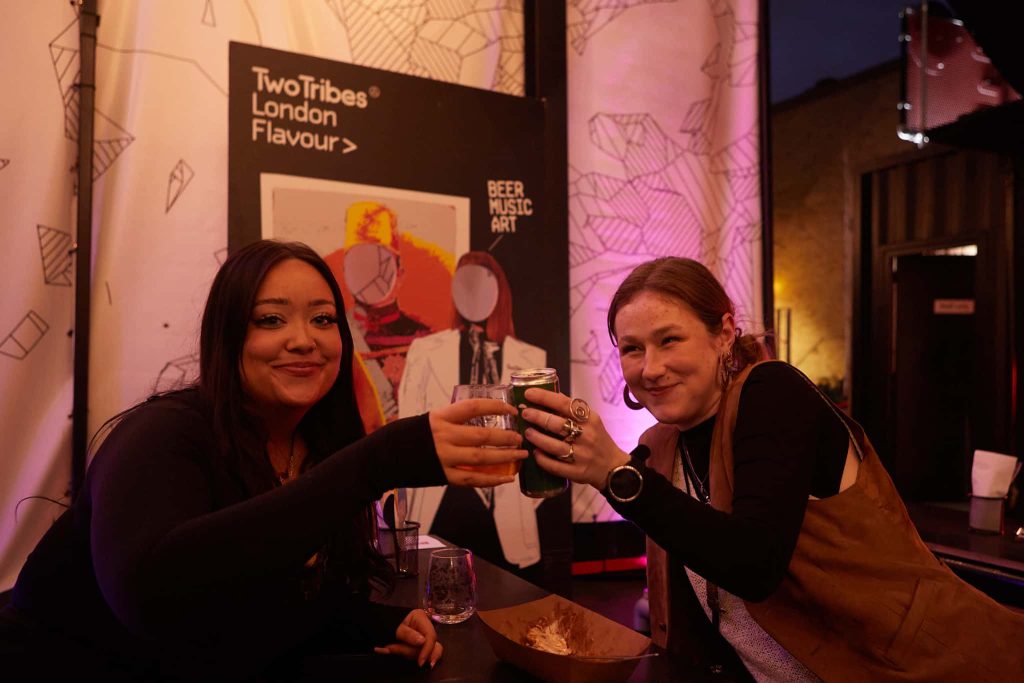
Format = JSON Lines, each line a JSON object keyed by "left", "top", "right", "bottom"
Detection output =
{"left": 569, "top": 272, "right": 601, "bottom": 316}
{"left": 166, "top": 159, "right": 195, "bottom": 213}
{"left": 567, "top": 0, "right": 677, "bottom": 55}
{"left": 36, "top": 225, "right": 73, "bottom": 286}
{"left": 571, "top": 103, "right": 759, "bottom": 307}
{"left": 598, "top": 347, "right": 626, "bottom": 405}
{"left": 325, "top": 1, "right": 525, "bottom": 94}
{"left": 51, "top": 17, "right": 136, "bottom": 180}
{"left": 202, "top": 0, "right": 216, "bottom": 27}
{"left": 1, "top": 311, "right": 49, "bottom": 360}
{"left": 590, "top": 113, "right": 685, "bottom": 180}
{"left": 572, "top": 481, "right": 619, "bottom": 522}
{"left": 154, "top": 353, "right": 200, "bottom": 393}
{"left": 0, "top": 159, "right": 9, "bottom": 171}
{"left": 730, "top": 20, "right": 758, "bottom": 87}
{"left": 49, "top": 18, "right": 80, "bottom": 141}
{"left": 580, "top": 329, "right": 604, "bottom": 366}
{"left": 567, "top": 0, "right": 762, "bottom": 526}
{"left": 91, "top": 111, "right": 135, "bottom": 181}
{"left": 679, "top": 97, "right": 713, "bottom": 154}
{"left": 711, "top": 127, "right": 758, "bottom": 174}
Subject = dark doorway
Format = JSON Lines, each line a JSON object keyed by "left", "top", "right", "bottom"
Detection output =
{"left": 888, "top": 252, "right": 976, "bottom": 501}
{"left": 853, "top": 149, "right": 1015, "bottom": 509}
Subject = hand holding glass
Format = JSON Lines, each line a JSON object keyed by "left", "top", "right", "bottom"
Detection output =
{"left": 450, "top": 384, "right": 521, "bottom": 477}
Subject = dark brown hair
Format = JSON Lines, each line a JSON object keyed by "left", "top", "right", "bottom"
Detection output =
{"left": 452, "top": 251, "right": 515, "bottom": 344}
{"left": 606, "top": 257, "right": 768, "bottom": 371}
{"left": 199, "top": 239, "right": 388, "bottom": 589}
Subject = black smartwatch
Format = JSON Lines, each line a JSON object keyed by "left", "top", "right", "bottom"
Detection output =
{"left": 605, "top": 462, "right": 644, "bottom": 503}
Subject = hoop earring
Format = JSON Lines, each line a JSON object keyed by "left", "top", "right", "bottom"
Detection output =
{"left": 623, "top": 385, "right": 644, "bottom": 410}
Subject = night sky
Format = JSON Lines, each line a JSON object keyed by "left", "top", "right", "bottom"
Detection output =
{"left": 770, "top": 0, "right": 912, "bottom": 103}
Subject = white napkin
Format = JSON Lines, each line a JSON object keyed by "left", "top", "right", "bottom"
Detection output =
{"left": 971, "top": 450, "right": 1021, "bottom": 498}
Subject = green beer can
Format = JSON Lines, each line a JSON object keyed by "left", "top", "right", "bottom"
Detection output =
{"left": 510, "top": 368, "right": 569, "bottom": 498}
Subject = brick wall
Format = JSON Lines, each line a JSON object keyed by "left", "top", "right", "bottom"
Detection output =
{"left": 771, "top": 61, "right": 907, "bottom": 394}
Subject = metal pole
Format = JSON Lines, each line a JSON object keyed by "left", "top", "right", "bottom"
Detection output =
{"left": 919, "top": 1, "right": 929, "bottom": 136}
{"left": 758, "top": 0, "right": 776, "bottom": 352}
{"left": 72, "top": 0, "right": 99, "bottom": 497}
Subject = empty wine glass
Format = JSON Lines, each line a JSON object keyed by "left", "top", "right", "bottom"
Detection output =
{"left": 425, "top": 547, "right": 477, "bottom": 624}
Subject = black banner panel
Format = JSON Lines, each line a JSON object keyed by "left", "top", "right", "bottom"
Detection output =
{"left": 228, "top": 43, "right": 570, "bottom": 585}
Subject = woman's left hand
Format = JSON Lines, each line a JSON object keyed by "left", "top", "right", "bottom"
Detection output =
{"left": 520, "top": 388, "right": 631, "bottom": 490}
{"left": 373, "top": 609, "right": 443, "bottom": 668}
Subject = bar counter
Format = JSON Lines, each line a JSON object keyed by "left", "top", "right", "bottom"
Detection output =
{"left": 292, "top": 541, "right": 726, "bottom": 682}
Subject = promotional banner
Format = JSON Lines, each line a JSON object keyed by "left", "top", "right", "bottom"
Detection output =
{"left": 229, "top": 43, "right": 569, "bottom": 575}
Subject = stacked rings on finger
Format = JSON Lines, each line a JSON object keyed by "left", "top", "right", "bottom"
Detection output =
{"left": 557, "top": 443, "right": 575, "bottom": 463}
{"left": 569, "top": 398, "right": 591, "bottom": 423}
{"left": 562, "top": 418, "right": 584, "bottom": 444}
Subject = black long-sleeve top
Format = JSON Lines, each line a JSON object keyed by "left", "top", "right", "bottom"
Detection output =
{"left": 608, "top": 362, "right": 849, "bottom": 601}
{"left": 6, "top": 389, "right": 446, "bottom": 680}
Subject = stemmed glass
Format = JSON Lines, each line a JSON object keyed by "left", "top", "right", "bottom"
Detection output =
{"left": 449, "top": 384, "right": 520, "bottom": 477}
{"left": 425, "top": 547, "right": 477, "bottom": 624}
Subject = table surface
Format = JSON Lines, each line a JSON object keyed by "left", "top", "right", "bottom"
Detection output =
{"left": 320, "top": 541, "right": 719, "bottom": 682}
{"left": 906, "top": 502, "right": 1024, "bottom": 575}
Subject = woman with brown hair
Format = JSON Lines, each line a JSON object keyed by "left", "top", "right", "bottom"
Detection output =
{"left": 1, "top": 240, "right": 524, "bottom": 681}
{"left": 520, "top": 256, "right": 1024, "bottom": 681}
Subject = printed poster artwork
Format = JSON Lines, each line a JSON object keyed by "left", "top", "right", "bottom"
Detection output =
{"left": 261, "top": 175, "right": 469, "bottom": 428}
{"left": 229, "top": 43, "right": 569, "bottom": 573}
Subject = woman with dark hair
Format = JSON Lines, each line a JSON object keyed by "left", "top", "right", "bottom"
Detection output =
{"left": 519, "top": 256, "right": 1024, "bottom": 681}
{"left": 1, "top": 240, "right": 523, "bottom": 681}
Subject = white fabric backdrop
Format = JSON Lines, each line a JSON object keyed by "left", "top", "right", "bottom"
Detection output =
{"left": 0, "top": 2, "right": 79, "bottom": 592}
{"left": 0, "top": 0, "right": 526, "bottom": 592}
{"left": 567, "top": 0, "right": 763, "bottom": 523}
{"left": 0, "top": 0, "right": 761, "bottom": 587}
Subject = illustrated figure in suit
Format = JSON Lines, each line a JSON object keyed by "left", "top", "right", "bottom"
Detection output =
{"left": 400, "top": 251, "right": 546, "bottom": 569}
{"left": 339, "top": 201, "right": 432, "bottom": 425}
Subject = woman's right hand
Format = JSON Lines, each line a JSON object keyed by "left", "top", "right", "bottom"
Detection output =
{"left": 519, "top": 388, "right": 631, "bottom": 490}
{"left": 428, "top": 399, "right": 527, "bottom": 487}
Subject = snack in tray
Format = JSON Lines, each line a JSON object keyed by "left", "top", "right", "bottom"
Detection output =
{"left": 521, "top": 604, "right": 592, "bottom": 656}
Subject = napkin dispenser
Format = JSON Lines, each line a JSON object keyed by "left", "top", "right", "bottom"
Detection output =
{"left": 969, "top": 450, "right": 1021, "bottom": 534}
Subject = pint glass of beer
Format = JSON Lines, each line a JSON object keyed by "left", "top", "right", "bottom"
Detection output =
{"left": 450, "top": 383, "right": 521, "bottom": 477}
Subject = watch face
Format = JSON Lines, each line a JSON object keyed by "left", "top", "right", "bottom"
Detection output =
{"left": 611, "top": 466, "right": 642, "bottom": 501}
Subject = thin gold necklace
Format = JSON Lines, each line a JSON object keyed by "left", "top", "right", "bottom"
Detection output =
{"left": 274, "top": 434, "right": 299, "bottom": 484}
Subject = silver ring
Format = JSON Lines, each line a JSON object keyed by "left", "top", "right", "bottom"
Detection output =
{"left": 569, "top": 398, "right": 591, "bottom": 423}
{"left": 556, "top": 443, "right": 575, "bottom": 463}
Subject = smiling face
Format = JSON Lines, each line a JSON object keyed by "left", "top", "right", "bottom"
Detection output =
{"left": 241, "top": 258, "right": 343, "bottom": 425}
{"left": 614, "top": 290, "right": 734, "bottom": 430}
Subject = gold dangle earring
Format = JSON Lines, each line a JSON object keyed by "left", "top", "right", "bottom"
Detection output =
{"left": 719, "top": 327, "right": 743, "bottom": 388}
{"left": 719, "top": 347, "right": 738, "bottom": 388}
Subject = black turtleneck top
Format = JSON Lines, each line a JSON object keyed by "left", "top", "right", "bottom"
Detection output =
{"left": 607, "top": 362, "right": 849, "bottom": 602}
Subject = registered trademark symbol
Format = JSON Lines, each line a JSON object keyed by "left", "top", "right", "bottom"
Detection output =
{"left": 368, "top": 86, "right": 380, "bottom": 98}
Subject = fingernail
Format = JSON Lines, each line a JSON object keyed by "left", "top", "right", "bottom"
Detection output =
{"left": 414, "top": 634, "right": 425, "bottom": 644}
